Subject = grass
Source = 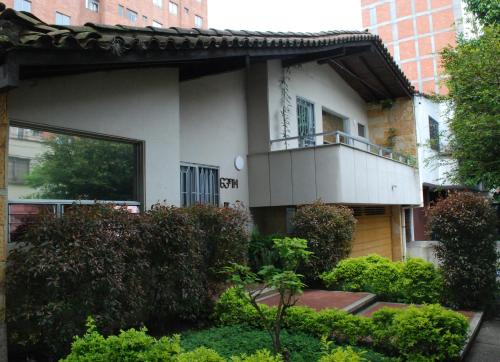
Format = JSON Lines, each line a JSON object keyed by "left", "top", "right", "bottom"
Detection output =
{"left": 181, "top": 325, "right": 396, "bottom": 362}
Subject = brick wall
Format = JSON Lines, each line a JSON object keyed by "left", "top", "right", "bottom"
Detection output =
{"left": 3, "top": 0, "right": 208, "bottom": 28}
{"left": 361, "top": 0, "right": 463, "bottom": 95}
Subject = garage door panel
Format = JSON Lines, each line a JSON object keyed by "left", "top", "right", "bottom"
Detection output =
{"left": 351, "top": 212, "right": 392, "bottom": 259}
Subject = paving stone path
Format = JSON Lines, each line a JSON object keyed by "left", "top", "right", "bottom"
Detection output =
{"left": 464, "top": 318, "right": 500, "bottom": 362}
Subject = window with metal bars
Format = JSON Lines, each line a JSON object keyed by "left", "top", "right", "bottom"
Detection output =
{"left": 180, "top": 164, "right": 219, "bottom": 207}
{"left": 297, "top": 97, "right": 315, "bottom": 148}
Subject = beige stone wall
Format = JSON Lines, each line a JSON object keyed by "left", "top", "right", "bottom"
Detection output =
{"left": 367, "top": 97, "right": 417, "bottom": 159}
{"left": 0, "top": 92, "right": 7, "bottom": 360}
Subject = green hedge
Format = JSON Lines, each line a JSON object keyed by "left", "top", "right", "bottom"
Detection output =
{"left": 321, "top": 255, "right": 444, "bottom": 303}
{"left": 213, "top": 288, "right": 469, "bottom": 361}
{"left": 61, "top": 319, "right": 280, "bottom": 362}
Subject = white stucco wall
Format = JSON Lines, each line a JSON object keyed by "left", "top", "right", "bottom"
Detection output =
{"left": 180, "top": 70, "right": 249, "bottom": 207}
{"left": 267, "top": 60, "right": 370, "bottom": 150}
{"left": 414, "top": 95, "right": 455, "bottom": 186}
{"left": 7, "top": 68, "right": 181, "bottom": 208}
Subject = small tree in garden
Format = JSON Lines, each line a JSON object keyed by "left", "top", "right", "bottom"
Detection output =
{"left": 427, "top": 192, "right": 498, "bottom": 309}
{"left": 293, "top": 202, "right": 356, "bottom": 281}
{"left": 224, "top": 237, "right": 312, "bottom": 360}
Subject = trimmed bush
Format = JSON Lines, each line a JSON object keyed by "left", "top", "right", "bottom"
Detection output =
{"left": 321, "top": 255, "right": 443, "bottom": 304}
{"left": 7, "top": 205, "right": 148, "bottom": 358}
{"left": 61, "top": 319, "right": 280, "bottom": 362}
{"left": 7, "top": 203, "right": 250, "bottom": 359}
{"left": 427, "top": 192, "right": 498, "bottom": 309}
{"left": 186, "top": 204, "right": 250, "bottom": 286}
{"left": 372, "top": 305, "right": 469, "bottom": 361}
{"left": 141, "top": 205, "right": 210, "bottom": 328}
{"left": 293, "top": 202, "right": 356, "bottom": 280}
{"left": 213, "top": 288, "right": 469, "bottom": 361}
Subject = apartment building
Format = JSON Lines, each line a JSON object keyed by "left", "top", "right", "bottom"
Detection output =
{"left": 361, "top": 0, "right": 465, "bottom": 95}
{"left": 4, "top": 0, "right": 208, "bottom": 28}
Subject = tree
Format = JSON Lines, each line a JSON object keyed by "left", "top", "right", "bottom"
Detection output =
{"left": 440, "top": 3, "right": 500, "bottom": 190}
{"left": 224, "top": 237, "right": 311, "bottom": 360}
{"left": 463, "top": 0, "right": 500, "bottom": 26}
{"left": 26, "top": 135, "right": 136, "bottom": 200}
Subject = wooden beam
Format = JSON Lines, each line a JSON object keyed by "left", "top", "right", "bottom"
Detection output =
{"left": 358, "top": 55, "right": 396, "bottom": 98}
{"left": 328, "top": 60, "right": 378, "bottom": 101}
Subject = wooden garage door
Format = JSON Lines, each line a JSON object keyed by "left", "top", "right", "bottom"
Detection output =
{"left": 351, "top": 206, "right": 392, "bottom": 259}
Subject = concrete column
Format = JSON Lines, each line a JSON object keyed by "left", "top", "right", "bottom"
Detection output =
{"left": 0, "top": 92, "right": 8, "bottom": 361}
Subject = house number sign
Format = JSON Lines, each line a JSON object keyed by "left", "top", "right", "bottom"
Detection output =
{"left": 220, "top": 178, "right": 239, "bottom": 189}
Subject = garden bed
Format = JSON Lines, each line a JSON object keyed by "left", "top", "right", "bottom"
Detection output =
{"left": 258, "top": 290, "right": 376, "bottom": 313}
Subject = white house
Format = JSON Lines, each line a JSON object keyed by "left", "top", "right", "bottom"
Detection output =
{"left": 0, "top": 6, "right": 425, "bottom": 348}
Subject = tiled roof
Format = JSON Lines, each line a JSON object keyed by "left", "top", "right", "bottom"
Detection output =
{"left": 0, "top": 8, "right": 377, "bottom": 52}
{"left": 0, "top": 5, "right": 413, "bottom": 95}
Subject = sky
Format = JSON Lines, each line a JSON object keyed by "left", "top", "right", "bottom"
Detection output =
{"left": 208, "top": 0, "right": 363, "bottom": 33}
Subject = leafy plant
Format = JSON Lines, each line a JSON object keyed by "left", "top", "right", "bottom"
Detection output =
{"left": 7, "top": 202, "right": 251, "bottom": 358}
{"left": 249, "top": 232, "right": 283, "bottom": 272}
{"left": 182, "top": 325, "right": 321, "bottom": 362}
{"left": 440, "top": 24, "right": 500, "bottom": 189}
{"left": 293, "top": 202, "right": 356, "bottom": 281}
{"left": 427, "top": 192, "right": 498, "bottom": 309}
{"left": 224, "top": 237, "right": 311, "bottom": 358}
{"left": 372, "top": 305, "right": 469, "bottom": 361}
{"left": 321, "top": 255, "right": 443, "bottom": 304}
{"left": 7, "top": 204, "right": 148, "bottom": 358}
{"left": 186, "top": 204, "right": 250, "bottom": 288}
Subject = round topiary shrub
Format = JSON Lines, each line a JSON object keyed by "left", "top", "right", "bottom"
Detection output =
{"left": 427, "top": 192, "right": 498, "bottom": 309}
{"left": 292, "top": 201, "right": 356, "bottom": 281}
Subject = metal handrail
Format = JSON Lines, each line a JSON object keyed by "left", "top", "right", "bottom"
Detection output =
{"left": 270, "top": 130, "right": 414, "bottom": 166}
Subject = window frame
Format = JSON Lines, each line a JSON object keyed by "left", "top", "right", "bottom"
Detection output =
{"left": 13, "top": 0, "right": 31, "bottom": 12}
{"left": 357, "top": 123, "right": 366, "bottom": 138}
{"left": 428, "top": 116, "right": 440, "bottom": 152}
{"left": 169, "top": 1, "right": 179, "bottom": 15}
{"left": 8, "top": 120, "right": 146, "bottom": 209}
{"left": 85, "top": 0, "right": 99, "bottom": 12}
{"left": 126, "top": 8, "right": 138, "bottom": 22}
{"left": 194, "top": 15, "right": 203, "bottom": 28}
{"left": 118, "top": 4, "right": 125, "bottom": 16}
{"left": 55, "top": 12, "right": 71, "bottom": 26}
{"left": 180, "top": 163, "right": 220, "bottom": 207}
{"left": 8, "top": 156, "right": 30, "bottom": 185}
{"left": 152, "top": 20, "right": 163, "bottom": 28}
{"left": 153, "top": 0, "right": 163, "bottom": 8}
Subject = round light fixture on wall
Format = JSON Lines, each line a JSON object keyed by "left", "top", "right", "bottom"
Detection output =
{"left": 234, "top": 156, "right": 245, "bottom": 171}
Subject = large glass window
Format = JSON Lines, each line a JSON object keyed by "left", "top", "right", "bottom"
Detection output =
{"left": 8, "top": 125, "right": 140, "bottom": 202}
{"left": 8, "top": 126, "right": 142, "bottom": 242}
{"left": 169, "top": 2, "right": 179, "bottom": 15}
{"left": 180, "top": 164, "right": 219, "bottom": 207}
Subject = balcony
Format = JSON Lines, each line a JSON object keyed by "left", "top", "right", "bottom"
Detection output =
{"left": 248, "top": 131, "right": 421, "bottom": 207}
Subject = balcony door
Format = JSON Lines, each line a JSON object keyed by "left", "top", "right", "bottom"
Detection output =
{"left": 322, "top": 110, "right": 348, "bottom": 145}
{"left": 297, "top": 97, "right": 315, "bottom": 148}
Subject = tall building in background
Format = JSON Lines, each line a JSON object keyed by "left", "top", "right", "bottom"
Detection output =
{"left": 361, "top": 0, "right": 465, "bottom": 95}
{"left": 4, "top": 0, "right": 208, "bottom": 29}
